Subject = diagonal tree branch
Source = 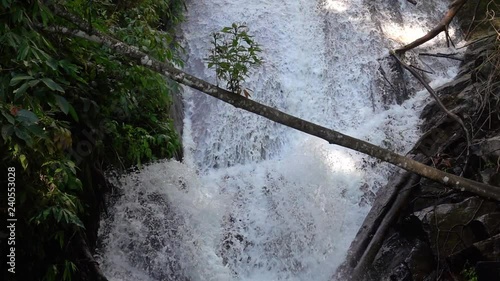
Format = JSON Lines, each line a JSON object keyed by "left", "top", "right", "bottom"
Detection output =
{"left": 41, "top": 7, "right": 500, "bottom": 202}
{"left": 390, "top": 50, "right": 471, "bottom": 176}
{"left": 395, "top": 0, "right": 469, "bottom": 54}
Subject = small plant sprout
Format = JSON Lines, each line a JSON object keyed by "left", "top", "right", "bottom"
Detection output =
{"left": 206, "top": 23, "right": 263, "bottom": 97}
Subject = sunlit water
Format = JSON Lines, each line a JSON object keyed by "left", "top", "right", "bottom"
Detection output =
{"left": 98, "top": 0, "right": 463, "bottom": 280}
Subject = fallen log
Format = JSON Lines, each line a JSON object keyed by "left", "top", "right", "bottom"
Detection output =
{"left": 39, "top": 5, "right": 500, "bottom": 202}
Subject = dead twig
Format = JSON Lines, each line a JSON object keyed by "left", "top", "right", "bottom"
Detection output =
{"left": 410, "top": 64, "right": 434, "bottom": 74}
{"left": 444, "top": 27, "right": 456, "bottom": 48}
{"left": 465, "top": 0, "right": 484, "bottom": 40}
{"left": 395, "top": 0, "right": 469, "bottom": 54}
{"left": 378, "top": 65, "right": 401, "bottom": 95}
{"left": 419, "top": 52, "right": 464, "bottom": 62}
{"left": 457, "top": 34, "right": 496, "bottom": 49}
{"left": 390, "top": 50, "right": 471, "bottom": 176}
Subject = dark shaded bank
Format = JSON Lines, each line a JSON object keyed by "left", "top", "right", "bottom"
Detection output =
{"left": 0, "top": 1, "right": 186, "bottom": 280}
{"left": 340, "top": 33, "right": 500, "bottom": 281}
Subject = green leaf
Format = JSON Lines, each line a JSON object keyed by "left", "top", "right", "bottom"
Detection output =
{"left": 10, "top": 75, "right": 33, "bottom": 86}
{"left": 41, "top": 78, "right": 65, "bottom": 92}
{"left": 63, "top": 209, "right": 85, "bottom": 228}
{"left": 26, "top": 124, "right": 46, "bottom": 138}
{"left": 1, "top": 0, "right": 11, "bottom": 8}
{"left": 42, "top": 208, "right": 51, "bottom": 219}
{"left": 1, "top": 124, "right": 14, "bottom": 141}
{"left": 28, "top": 79, "right": 40, "bottom": 87}
{"left": 16, "top": 109, "right": 39, "bottom": 124}
{"left": 45, "top": 58, "right": 58, "bottom": 71}
{"left": 1, "top": 111, "right": 15, "bottom": 124}
{"left": 68, "top": 103, "right": 79, "bottom": 122}
{"left": 55, "top": 231, "right": 65, "bottom": 249}
{"left": 56, "top": 208, "right": 64, "bottom": 223}
{"left": 39, "top": 4, "right": 51, "bottom": 26}
{"left": 33, "top": 47, "right": 51, "bottom": 61}
{"left": 13, "top": 82, "right": 29, "bottom": 100}
{"left": 59, "top": 60, "right": 80, "bottom": 76}
{"left": 17, "top": 42, "right": 30, "bottom": 60}
{"left": 12, "top": 8, "right": 23, "bottom": 23}
{"left": 54, "top": 94, "right": 70, "bottom": 114}
{"left": 19, "top": 154, "right": 28, "bottom": 169}
{"left": 63, "top": 263, "right": 71, "bottom": 281}
{"left": 14, "top": 127, "right": 33, "bottom": 146}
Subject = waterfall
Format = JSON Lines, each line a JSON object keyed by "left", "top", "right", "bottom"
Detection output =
{"left": 98, "top": 0, "right": 463, "bottom": 280}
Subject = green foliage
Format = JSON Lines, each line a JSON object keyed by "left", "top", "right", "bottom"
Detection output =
{"left": 461, "top": 265, "right": 478, "bottom": 281}
{"left": 0, "top": 0, "right": 184, "bottom": 280}
{"left": 206, "top": 23, "right": 263, "bottom": 94}
{"left": 44, "top": 260, "right": 77, "bottom": 281}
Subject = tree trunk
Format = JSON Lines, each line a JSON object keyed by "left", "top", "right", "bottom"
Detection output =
{"left": 43, "top": 6, "right": 500, "bottom": 202}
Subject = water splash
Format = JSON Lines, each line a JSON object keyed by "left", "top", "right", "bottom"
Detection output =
{"left": 98, "top": 0, "right": 463, "bottom": 280}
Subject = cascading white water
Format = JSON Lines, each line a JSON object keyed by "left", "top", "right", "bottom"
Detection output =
{"left": 98, "top": 1, "right": 464, "bottom": 280}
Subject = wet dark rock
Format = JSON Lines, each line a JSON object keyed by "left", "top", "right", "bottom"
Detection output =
{"left": 370, "top": 233, "right": 435, "bottom": 281}
{"left": 476, "top": 136, "right": 500, "bottom": 163}
{"left": 474, "top": 233, "right": 500, "bottom": 261}
{"left": 359, "top": 183, "right": 377, "bottom": 207}
{"left": 433, "top": 73, "right": 471, "bottom": 98}
{"left": 476, "top": 261, "right": 500, "bottom": 281}
{"left": 411, "top": 178, "right": 468, "bottom": 212}
{"left": 357, "top": 19, "right": 500, "bottom": 281}
{"left": 447, "top": 234, "right": 500, "bottom": 279}
{"left": 389, "top": 263, "right": 412, "bottom": 281}
{"left": 414, "top": 197, "right": 498, "bottom": 257}
{"left": 405, "top": 240, "right": 435, "bottom": 281}
{"left": 371, "top": 232, "right": 414, "bottom": 277}
{"left": 376, "top": 56, "right": 409, "bottom": 106}
{"left": 489, "top": 172, "right": 500, "bottom": 187}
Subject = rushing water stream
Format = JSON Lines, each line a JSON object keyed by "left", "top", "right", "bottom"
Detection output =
{"left": 98, "top": 1, "right": 463, "bottom": 280}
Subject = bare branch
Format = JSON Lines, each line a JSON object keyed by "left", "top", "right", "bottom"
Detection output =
{"left": 395, "top": 0, "right": 469, "bottom": 54}
{"left": 410, "top": 64, "right": 433, "bottom": 74}
{"left": 390, "top": 50, "right": 471, "bottom": 175}
{"left": 465, "top": 0, "right": 484, "bottom": 40}
{"left": 419, "top": 52, "right": 464, "bottom": 61}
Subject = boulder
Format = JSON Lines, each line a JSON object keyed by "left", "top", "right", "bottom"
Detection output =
{"left": 414, "top": 197, "right": 498, "bottom": 257}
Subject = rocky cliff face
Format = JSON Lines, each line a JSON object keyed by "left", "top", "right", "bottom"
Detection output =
{"left": 362, "top": 35, "right": 500, "bottom": 281}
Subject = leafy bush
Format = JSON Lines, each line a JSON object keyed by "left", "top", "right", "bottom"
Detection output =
{"left": 0, "top": 0, "right": 184, "bottom": 280}
{"left": 206, "top": 23, "right": 263, "bottom": 95}
{"left": 461, "top": 265, "right": 478, "bottom": 281}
